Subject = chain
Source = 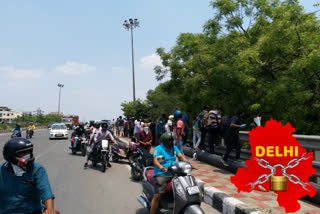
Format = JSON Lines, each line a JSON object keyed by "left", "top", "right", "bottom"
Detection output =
{"left": 249, "top": 153, "right": 311, "bottom": 191}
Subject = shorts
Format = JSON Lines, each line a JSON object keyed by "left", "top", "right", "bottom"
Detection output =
{"left": 119, "top": 126, "right": 124, "bottom": 131}
{"left": 154, "top": 176, "right": 173, "bottom": 194}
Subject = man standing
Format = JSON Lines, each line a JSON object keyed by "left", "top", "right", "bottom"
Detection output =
{"left": 198, "top": 105, "right": 210, "bottom": 151}
{"left": 222, "top": 110, "right": 246, "bottom": 166}
{"left": 182, "top": 110, "right": 191, "bottom": 146}
{"left": 206, "top": 107, "right": 222, "bottom": 154}
{"left": 149, "top": 119, "right": 156, "bottom": 146}
{"left": 137, "top": 123, "right": 153, "bottom": 153}
{"left": 155, "top": 114, "right": 166, "bottom": 145}
{"left": 173, "top": 110, "right": 184, "bottom": 155}
{"left": 118, "top": 116, "right": 124, "bottom": 137}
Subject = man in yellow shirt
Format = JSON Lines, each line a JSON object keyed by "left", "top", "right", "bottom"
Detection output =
{"left": 27, "top": 123, "right": 35, "bottom": 138}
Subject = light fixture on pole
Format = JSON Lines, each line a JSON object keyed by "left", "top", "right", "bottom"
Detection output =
{"left": 57, "top": 83, "right": 64, "bottom": 116}
{"left": 123, "top": 18, "right": 140, "bottom": 116}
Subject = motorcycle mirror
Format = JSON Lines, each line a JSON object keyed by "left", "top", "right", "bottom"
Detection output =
{"left": 157, "top": 155, "right": 165, "bottom": 164}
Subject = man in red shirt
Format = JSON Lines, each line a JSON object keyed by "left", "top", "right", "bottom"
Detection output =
{"left": 173, "top": 110, "right": 184, "bottom": 155}
{"left": 137, "top": 123, "right": 153, "bottom": 153}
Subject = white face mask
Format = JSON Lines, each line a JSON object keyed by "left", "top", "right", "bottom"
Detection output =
{"left": 254, "top": 117, "right": 262, "bottom": 126}
{"left": 144, "top": 127, "right": 149, "bottom": 134}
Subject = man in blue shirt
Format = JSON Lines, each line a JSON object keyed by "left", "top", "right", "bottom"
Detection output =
{"left": 0, "top": 138, "right": 57, "bottom": 214}
{"left": 150, "top": 132, "right": 190, "bottom": 214}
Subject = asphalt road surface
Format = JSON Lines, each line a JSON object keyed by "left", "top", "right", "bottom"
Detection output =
{"left": 0, "top": 129, "right": 221, "bottom": 214}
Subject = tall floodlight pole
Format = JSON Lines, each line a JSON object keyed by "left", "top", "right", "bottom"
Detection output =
{"left": 123, "top": 18, "right": 140, "bottom": 116}
{"left": 57, "top": 83, "right": 64, "bottom": 115}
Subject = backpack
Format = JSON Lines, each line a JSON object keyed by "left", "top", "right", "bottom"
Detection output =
{"left": 219, "top": 115, "right": 231, "bottom": 138}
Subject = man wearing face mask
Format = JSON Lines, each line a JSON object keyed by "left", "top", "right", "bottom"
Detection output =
{"left": 150, "top": 132, "right": 190, "bottom": 214}
{"left": 249, "top": 110, "right": 262, "bottom": 130}
{"left": 137, "top": 123, "right": 153, "bottom": 153}
{"left": 84, "top": 123, "right": 116, "bottom": 168}
{"left": 0, "top": 138, "right": 57, "bottom": 214}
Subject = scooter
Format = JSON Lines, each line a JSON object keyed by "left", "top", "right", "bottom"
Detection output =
{"left": 138, "top": 156, "right": 204, "bottom": 214}
{"left": 111, "top": 138, "right": 139, "bottom": 163}
{"left": 130, "top": 148, "right": 154, "bottom": 181}
{"left": 89, "top": 140, "right": 110, "bottom": 173}
{"left": 26, "top": 129, "right": 33, "bottom": 139}
{"left": 70, "top": 134, "right": 89, "bottom": 156}
{"left": 11, "top": 130, "right": 21, "bottom": 139}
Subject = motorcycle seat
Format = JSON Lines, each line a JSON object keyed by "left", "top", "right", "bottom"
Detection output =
{"left": 117, "top": 141, "right": 129, "bottom": 150}
{"left": 145, "top": 169, "right": 173, "bottom": 192}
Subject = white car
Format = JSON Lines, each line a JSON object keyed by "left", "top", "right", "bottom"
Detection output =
{"left": 49, "top": 123, "right": 68, "bottom": 140}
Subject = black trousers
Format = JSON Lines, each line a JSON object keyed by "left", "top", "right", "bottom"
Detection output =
{"left": 199, "top": 128, "right": 207, "bottom": 150}
{"left": 207, "top": 127, "right": 219, "bottom": 154}
{"left": 87, "top": 142, "right": 101, "bottom": 161}
{"left": 182, "top": 127, "right": 190, "bottom": 146}
{"left": 223, "top": 135, "right": 241, "bottom": 161}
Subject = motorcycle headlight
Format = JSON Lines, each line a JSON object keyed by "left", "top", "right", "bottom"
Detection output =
{"left": 182, "top": 164, "right": 192, "bottom": 174}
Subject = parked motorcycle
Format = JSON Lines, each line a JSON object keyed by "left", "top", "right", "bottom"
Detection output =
{"left": 89, "top": 140, "right": 110, "bottom": 172}
{"left": 138, "top": 157, "right": 204, "bottom": 214}
{"left": 26, "top": 128, "right": 33, "bottom": 139}
{"left": 130, "top": 148, "right": 154, "bottom": 181}
{"left": 111, "top": 138, "right": 139, "bottom": 163}
{"left": 70, "top": 134, "right": 89, "bottom": 156}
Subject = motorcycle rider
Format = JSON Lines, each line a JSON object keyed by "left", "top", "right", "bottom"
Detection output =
{"left": 72, "top": 123, "right": 85, "bottom": 149}
{"left": 150, "top": 132, "right": 190, "bottom": 214}
{"left": 0, "top": 138, "right": 57, "bottom": 214}
{"left": 84, "top": 123, "right": 116, "bottom": 168}
{"left": 12, "top": 124, "right": 22, "bottom": 137}
{"left": 27, "top": 122, "right": 36, "bottom": 137}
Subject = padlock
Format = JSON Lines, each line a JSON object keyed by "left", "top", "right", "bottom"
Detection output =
{"left": 270, "top": 176, "right": 287, "bottom": 191}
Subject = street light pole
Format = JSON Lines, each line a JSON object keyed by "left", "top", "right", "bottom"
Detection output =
{"left": 57, "top": 83, "right": 64, "bottom": 115}
{"left": 123, "top": 18, "right": 140, "bottom": 116}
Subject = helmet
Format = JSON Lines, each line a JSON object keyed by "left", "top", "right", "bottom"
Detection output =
{"left": 16, "top": 123, "right": 21, "bottom": 128}
{"left": 174, "top": 110, "right": 182, "bottom": 119}
{"left": 160, "top": 132, "right": 176, "bottom": 147}
{"left": 101, "top": 123, "right": 108, "bottom": 129}
{"left": 168, "top": 115, "right": 174, "bottom": 120}
{"left": 3, "top": 137, "right": 35, "bottom": 169}
{"left": 94, "top": 123, "right": 100, "bottom": 128}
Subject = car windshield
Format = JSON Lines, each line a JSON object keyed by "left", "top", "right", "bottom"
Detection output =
{"left": 51, "top": 125, "right": 67, "bottom": 130}
{"left": 62, "top": 118, "right": 72, "bottom": 123}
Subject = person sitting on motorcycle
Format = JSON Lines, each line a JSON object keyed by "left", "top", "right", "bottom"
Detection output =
{"left": 12, "top": 124, "right": 22, "bottom": 137}
{"left": 150, "top": 132, "right": 190, "bottom": 214}
{"left": 0, "top": 137, "right": 57, "bottom": 214}
{"left": 27, "top": 123, "right": 36, "bottom": 136}
{"left": 137, "top": 123, "right": 152, "bottom": 154}
{"left": 72, "top": 124, "right": 85, "bottom": 149}
{"left": 84, "top": 123, "right": 115, "bottom": 168}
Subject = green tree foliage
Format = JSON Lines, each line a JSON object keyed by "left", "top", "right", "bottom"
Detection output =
{"left": 121, "top": 99, "right": 151, "bottom": 119}
{"left": 15, "top": 114, "right": 62, "bottom": 126}
{"left": 152, "top": 0, "right": 320, "bottom": 134}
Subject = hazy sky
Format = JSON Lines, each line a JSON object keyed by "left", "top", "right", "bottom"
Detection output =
{"left": 0, "top": 0, "right": 317, "bottom": 121}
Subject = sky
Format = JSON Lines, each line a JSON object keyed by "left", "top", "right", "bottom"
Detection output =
{"left": 0, "top": 0, "right": 317, "bottom": 121}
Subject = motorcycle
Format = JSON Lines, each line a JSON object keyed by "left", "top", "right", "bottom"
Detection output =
{"left": 111, "top": 138, "right": 139, "bottom": 163}
{"left": 89, "top": 140, "right": 110, "bottom": 172}
{"left": 138, "top": 157, "right": 204, "bottom": 214}
{"left": 26, "top": 129, "right": 33, "bottom": 139}
{"left": 70, "top": 134, "right": 89, "bottom": 156}
{"left": 130, "top": 148, "right": 154, "bottom": 181}
{"left": 11, "top": 130, "right": 21, "bottom": 139}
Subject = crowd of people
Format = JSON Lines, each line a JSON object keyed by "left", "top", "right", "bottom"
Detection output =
{"left": 113, "top": 106, "right": 262, "bottom": 166}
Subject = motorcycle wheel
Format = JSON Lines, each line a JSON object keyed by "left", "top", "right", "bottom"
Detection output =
{"left": 131, "top": 164, "right": 142, "bottom": 181}
{"left": 112, "top": 154, "right": 119, "bottom": 162}
{"left": 101, "top": 155, "right": 107, "bottom": 172}
{"left": 81, "top": 145, "right": 87, "bottom": 156}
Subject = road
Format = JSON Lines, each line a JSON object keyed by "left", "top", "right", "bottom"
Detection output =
{"left": 0, "top": 129, "right": 220, "bottom": 214}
